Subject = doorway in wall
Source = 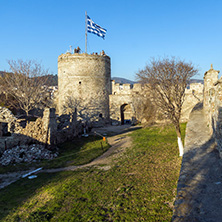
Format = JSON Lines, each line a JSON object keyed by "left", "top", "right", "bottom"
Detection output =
{"left": 120, "top": 104, "right": 132, "bottom": 125}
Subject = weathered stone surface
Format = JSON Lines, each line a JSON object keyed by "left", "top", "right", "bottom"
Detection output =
{"left": 0, "top": 107, "right": 81, "bottom": 157}
{"left": 57, "top": 53, "right": 111, "bottom": 121}
{"left": 172, "top": 102, "right": 222, "bottom": 221}
{"left": 56, "top": 51, "right": 205, "bottom": 125}
{"left": 110, "top": 80, "right": 203, "bottom": 123}
{"left": 0, "top": 106, "right": 20, "bottom": 133}
{"left": 203, "top": 65, "right": 222, "bottom": 155}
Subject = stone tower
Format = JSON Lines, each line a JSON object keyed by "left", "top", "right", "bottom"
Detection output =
{"left": 58, "top": 52, "right": 111, "bottom": 121}
{"left": 204, "top": 65, "right": 220, "bottom": 107}
{"left": 203, "top": 64, "right": 220, "bottom": 127}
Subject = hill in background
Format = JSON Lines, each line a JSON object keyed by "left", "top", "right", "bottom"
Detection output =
{"left": 0, "top": 71, "right": 58, "bottom": 86}
{"left": 46, "top": 76, "right": 138, "bottom": 86}
{"left": 39, "top": 75, "right": 58, "bottom": 86}
{"left": 189, "top": 79, "right": 204, "bottom": 84}
{"left": 111, "top": 77, "right": 204, "bottom": 85}
{"left": 111, "top": 77, "right": 137, "bottom": 84}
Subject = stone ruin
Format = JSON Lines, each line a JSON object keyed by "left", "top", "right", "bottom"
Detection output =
{"left": 0, "top": 107, "right": 86, "bottom": 166}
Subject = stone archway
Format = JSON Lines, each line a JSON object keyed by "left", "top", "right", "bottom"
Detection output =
{"left": 120, "top": 104, "right": 132, "bottom": 125}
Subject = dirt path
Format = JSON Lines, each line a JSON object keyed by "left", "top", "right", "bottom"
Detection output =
{"left": 0, "top": 125, "right": 136, "bottom": 189}
{"left": 41, "top": 132, "right": 132, "bottom": 173}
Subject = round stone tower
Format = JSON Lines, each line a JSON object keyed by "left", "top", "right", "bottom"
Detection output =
{"left": 58, "top": 52, "right": 111, "bottom": 121}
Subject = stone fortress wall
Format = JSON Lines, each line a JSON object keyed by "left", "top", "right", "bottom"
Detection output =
{"left": 203, "top": 65, "right": 222, "bottom": 157}
{"left": 109, "top": 82, "right": 142, "bottom": 123}
{"left": 110, "top": 80, "right": 204, "bottom": 124}
{"left": 57, "top": 50, "right": 204, "bottom": 125}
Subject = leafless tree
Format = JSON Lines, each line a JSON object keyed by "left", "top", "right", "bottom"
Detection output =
{"left": 136, "top": 57, "right": 198, "bottom": 156}
{"left": 132, "top": 92, "right": 157, "bottom": 124}
{"left": 1, "top": 60, "right": 51, "bottom": 116}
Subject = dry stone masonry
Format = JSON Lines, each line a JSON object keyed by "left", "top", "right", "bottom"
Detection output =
{"left": 0, "top": 107, "right": 81, "bottom": 158}
{"left": 0, "top": 144, "right": 58, "bottom": 166}
{"left": 203, "top": 65, "right": 222, "bottom": 157}
{"left": 56, "top": 51, "right": 222, "bottom": 159}
{"left": 0, "top": 106, "right": 19, "bottom": 134}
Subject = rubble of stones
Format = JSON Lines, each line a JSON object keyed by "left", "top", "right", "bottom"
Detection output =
{"left": 0, "top": 106, "right": 17, "bottom": 122}
{"left": 0, "top": 144, "right": 58, "bottom": 166}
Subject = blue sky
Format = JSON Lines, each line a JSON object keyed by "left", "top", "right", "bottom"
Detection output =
{"left": 1, "top": 0, "right": 222, "bottom": 81}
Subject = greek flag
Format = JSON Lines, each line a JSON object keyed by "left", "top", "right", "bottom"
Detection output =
{"left": 87, "top": 15, "right": 107, "bottom": 39}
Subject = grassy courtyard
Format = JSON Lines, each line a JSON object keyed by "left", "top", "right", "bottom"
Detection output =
{"left": 0, "top": 123, "right": 185, "bottom": 221}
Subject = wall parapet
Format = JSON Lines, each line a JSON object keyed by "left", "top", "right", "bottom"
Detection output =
{"left": 203, "top": 65, "right": 222, "bottom": 157}
{"left": 111, "top": 80, "right": 204, "bottom": 123}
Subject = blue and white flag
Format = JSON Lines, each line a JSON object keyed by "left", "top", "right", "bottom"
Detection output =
{"left": 87, "top": 15, "right": 107, "bottom": 39}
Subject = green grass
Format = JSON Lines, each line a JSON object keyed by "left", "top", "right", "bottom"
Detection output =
{"left": 0, "top": 123, "right": 186, "bottom": 221}
{"left": 0, "top": 136, "right": 110, "bottom": 174}
{"left": 42, "top": 136, "right": 110, "bottom": 168}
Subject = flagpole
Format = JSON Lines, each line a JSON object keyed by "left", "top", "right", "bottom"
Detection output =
{"left": 85, "top": 11, "right": 87, "bottom": 54}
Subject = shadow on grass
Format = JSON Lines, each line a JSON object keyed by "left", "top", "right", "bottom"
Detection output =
{"left": 0, "top": 125, "right": 142, "bottom": 220}
{"left": 44, "top": 135, "right": 110, "bottom": 168}
{"left": 0, "top": 171, "right": 70, "bottom": 220}
{"left": 93, "top": 125, "right": 143, "bottom": 137}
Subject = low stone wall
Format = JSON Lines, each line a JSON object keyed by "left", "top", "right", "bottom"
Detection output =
{"left": 0, "top": 107, "right": 81, "bottom": 155}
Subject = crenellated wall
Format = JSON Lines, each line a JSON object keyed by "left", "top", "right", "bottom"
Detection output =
{"left": 3, "top": 59, "right": 222, "bottom": 159}
{"left": 109, "top": 81, "right": 143, "bottom": 123}
{"left": 110, "top": 80, "right": 204, "bottom": 124}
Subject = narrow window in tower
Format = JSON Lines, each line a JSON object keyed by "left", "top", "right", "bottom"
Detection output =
{"left": 79, "top": 81, "right": 81, "bottom": 85}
